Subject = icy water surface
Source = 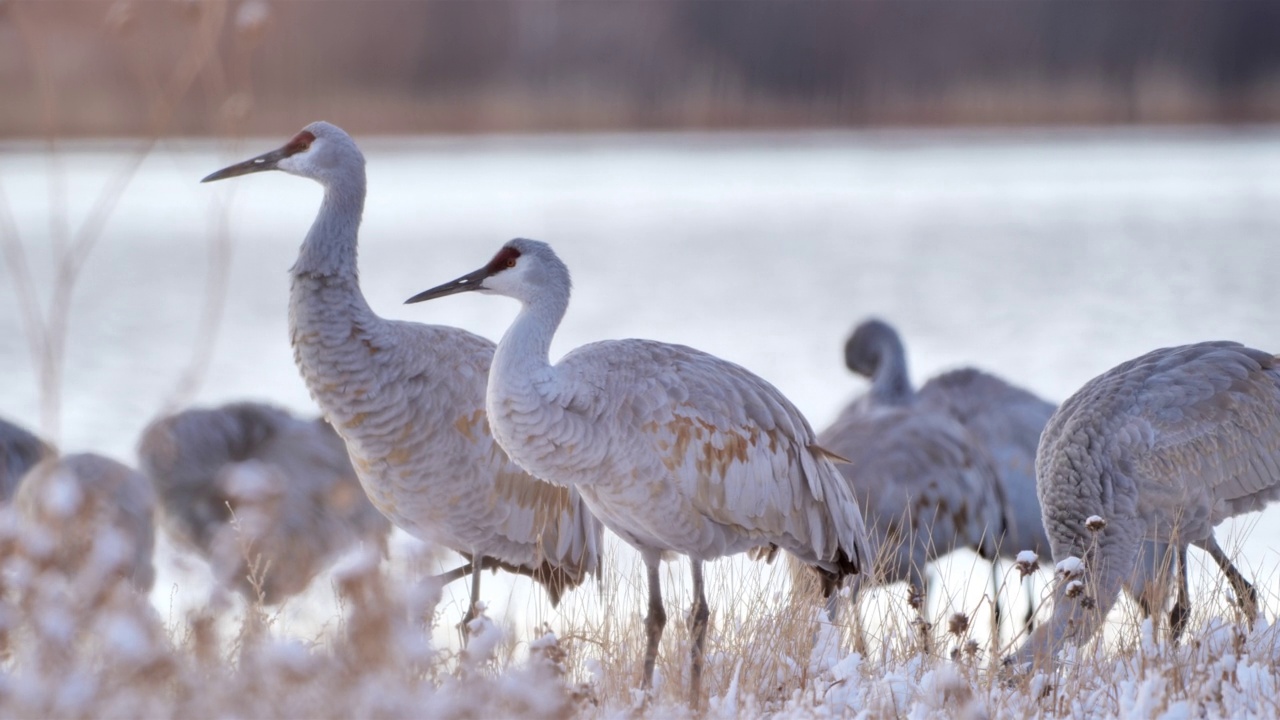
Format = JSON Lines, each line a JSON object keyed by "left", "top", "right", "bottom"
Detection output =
{"left": 3, "top": 127, "right": 1280, "bottom": 637}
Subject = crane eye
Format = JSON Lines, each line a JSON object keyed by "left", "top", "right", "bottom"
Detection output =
{"left": 486, "top": 246, "right": 523, "bottom": 273}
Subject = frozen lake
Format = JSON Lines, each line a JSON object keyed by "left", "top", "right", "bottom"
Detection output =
{"left": 3, "top": 127, "right": 1280, "bottom": 637}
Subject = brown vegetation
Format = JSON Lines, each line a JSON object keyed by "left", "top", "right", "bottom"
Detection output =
{"left": 2, "top": 1, "right": 1280, "bottom": 138}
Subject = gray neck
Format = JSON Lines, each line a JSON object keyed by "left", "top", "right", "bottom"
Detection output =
{"left": 291, "top": 170, "right": 365, "bottom": 279}
{"left": 869, "top": 342, "right": 914, "bottom": 405}
{"left": 491, "top": 291, "right": 570, "bottom": 395}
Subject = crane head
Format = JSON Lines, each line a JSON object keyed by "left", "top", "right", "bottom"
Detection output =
{"left": 404, "top": 238, "right": 569, "bottom": 307}
{"left": 201, "top": 129, "right": 316, "bottom": 183}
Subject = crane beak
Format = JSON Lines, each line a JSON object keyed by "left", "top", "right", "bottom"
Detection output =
{"left": 404, "top": 267, "right": 490, "bottom": 304}
{"left": 201, "top": 146, "right": 289, "bottom": 183}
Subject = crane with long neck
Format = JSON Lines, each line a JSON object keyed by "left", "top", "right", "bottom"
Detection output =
{"left": 405, "top": 237, "right": 866, "bottom": 708}
{"left": 201, "top": 123, "right": 601, "bottom": 618}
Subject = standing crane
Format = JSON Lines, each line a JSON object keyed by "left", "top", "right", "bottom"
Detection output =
{"left": 838, "top": 320, "right": 1013, "bottom": 622}
{"left": 0, "top": 416, "right": 54, "bottom": 502}
{"left": 810, "top": 320, "right": 1007, "bottom": 645}
{"left": 404, "top": 238, "right": 866, "bottom": 708}
{"left": 201, "top": 123, "right": 601, "bottom": 619}
{"left": 812, "top": 379, "right": 1007, "bottom": 623}
{"left": 14, "top": 453, "right": 156, "bottom": 593}
{"left": 137, "top": 401, "right": 392, "bottom": 604}
{"left": 1014, "top": 341, "right": 1277, "bottom": 665}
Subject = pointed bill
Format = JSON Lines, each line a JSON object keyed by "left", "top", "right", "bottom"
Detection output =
{"left": 201, "top": 147, "right": 290, "bottom": 183}
{"left": 404, "top": 267, "right": 491, "bottom": 304}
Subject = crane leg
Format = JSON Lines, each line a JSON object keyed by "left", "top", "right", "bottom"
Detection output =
{"left": 460, "top": 555, "right": 484, "bottom": 637}
{"left": 1023, "top": 579, "right": 1036, "bottom": 634}
{"left": 1169, "top": 545, "right": 1190, "bottom": 642}
{"left": 432, "top": 562, "right": 476, "bottom": 587}
{"left": 820, "top": 570, "right": 840, "bottom": 623}
{"left": 991, "top": 559, "right": 1005, "bottom": 646}
{"left": 641, "top": 555, "right": 666, "bottom": 694}
{"left": 433, "top": 556, "right": 504, "bottom": 588}
{"left": 1199, "top": 535, "right": 1259, "bottom": 620}
{"left": 688, "top": 560, "right": 710, "bottom": 711}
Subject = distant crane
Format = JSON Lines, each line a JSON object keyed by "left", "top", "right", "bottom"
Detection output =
{"left": 201, "top": 123, "right": 601, "bottom": 618}
{"left": 405, "top": 238, "right": 866, "bottom": 708}
{"left": 1014, "top": 341, "right": 1277, "bottom": 665}
{"left": 137, "top": 401, "right": 392, "bottom": 603}
{"left": 0, "top": 416, "right": 54, "bottom": 502}
{"left": 813, "top": 320, "right": 1008, "bottom": 641}
{"left": 14, "top": 453, "right": 156, "bottom": 592}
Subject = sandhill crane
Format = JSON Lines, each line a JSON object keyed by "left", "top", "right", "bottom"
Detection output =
{"left": 13, "top": 453, "right": 156, "bottom": 592}
{"left": 835, "top": 320, "right": 1010, "bottom": 619}
{"left": 404, "top": 238, "right": 866, "bottom": 708}
{"left": 813, "top": 397, "right": 1006, "bottom": 610}
{"left": 925, "top": 369, "right": 1189, "bottom": 639}
{"left": 201, "top": 123, "right": 601, "bottom": 618}
{"left": 0, "top": 416, "right": 54, "bottom": 502}
{"left": 1014, "top": 341, "right": 1278, "bottom": 665}
{"left": 137, "top": 402, "right": 393, "bottom": 603}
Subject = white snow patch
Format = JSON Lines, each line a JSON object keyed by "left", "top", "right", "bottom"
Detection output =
{"left": 1056, "top": 556, "right": 1086, "bottom": 578}
{"left": 1016, "top": 550, "right": 1039, "bottom": 565}
{"left": 462, "top": 614, "right": 503, "bottom": 670}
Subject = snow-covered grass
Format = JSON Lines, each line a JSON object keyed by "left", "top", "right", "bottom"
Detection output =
{"left": 1, "top": 505, "right": 1278, "bottom": 719}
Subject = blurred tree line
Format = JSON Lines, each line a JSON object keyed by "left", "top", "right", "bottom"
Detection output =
{"left": 2, "top": 0, "right": 1278, "bottom": 137}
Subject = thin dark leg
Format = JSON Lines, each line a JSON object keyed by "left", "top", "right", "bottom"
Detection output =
{"left": 1022, "top": 580, "right": 1036, "bottom": 634}
{"left": 1201, "top": 535, "right": 1259, "bottom": 620}
{"left": 461, "top": 555, "right": 484, "bottom": 634}
{"left": 642, "top": 556, "right": 667, "bottom": 692}
{"left": 689, "top": 560, "right": 710, "bottom": 711}
{"left": 1169, "top": 545, "right": 1190, "bottom": 642}
{"left": 432, "top": 555, "right": 505, "bottom": 588}
{"left": 991, "top": 560, "right": 1005, "bottom": 645}
{"left": 822, "top": 574, "right": 840, "bottom": 624}
{"left": 432, "top": 562, "right": 475, "bottom": 587}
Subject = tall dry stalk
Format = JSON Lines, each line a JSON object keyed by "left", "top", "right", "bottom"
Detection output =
{"left": 0, "top": 1, "right": 260, "bottom": 443}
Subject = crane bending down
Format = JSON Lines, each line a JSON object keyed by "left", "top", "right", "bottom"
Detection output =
{"left": 137, "top": 402, "right": 393, "bottom": 603}
{"left": 1014, "top": 341, "right": 1279, "bottom": 665}
{"left": 834, "top": 320, "right": 1012, "bottom": 620}
{"left": 14, "top": 453, "right": 156, "bottom": 592}
{"left": 0, "top": 416, "right": 54, "bottom": 502}
{"left": 201, "top": 123, "right": 602, "bottom": 617}
{"left": 405, "top": 238, "right": 866, "bottom": 708}
{"left": 847, "top": 319, "right": 1186, "bottom": 639}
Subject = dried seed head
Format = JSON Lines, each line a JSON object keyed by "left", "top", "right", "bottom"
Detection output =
{"left": 908, "top": 585, "right": 926, "bottom": 611}
{"left": 965, "top": 639, "right": 981, "bottom": 659}
{"left": 1015, "top": 550, "right": 1039, "bottom": 578}
{"left": 911, "top": 615, "right": 932, "bottom": 636}
{"left": 1064, "top": 580, "right": 1085, "bottom": 599}
{"left": 948, "top": 612, "right": 970, "bottom": 636}
{"left": 1085, "top": 515, "right": 1107, "bottom": 532}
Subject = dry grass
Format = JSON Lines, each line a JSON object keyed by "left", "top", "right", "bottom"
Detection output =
{"left": 5, "top": 7, "right": 1280, "bottom": 717}
{"left": 2, "top": 509, "right": 1279, "bottom": 719}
